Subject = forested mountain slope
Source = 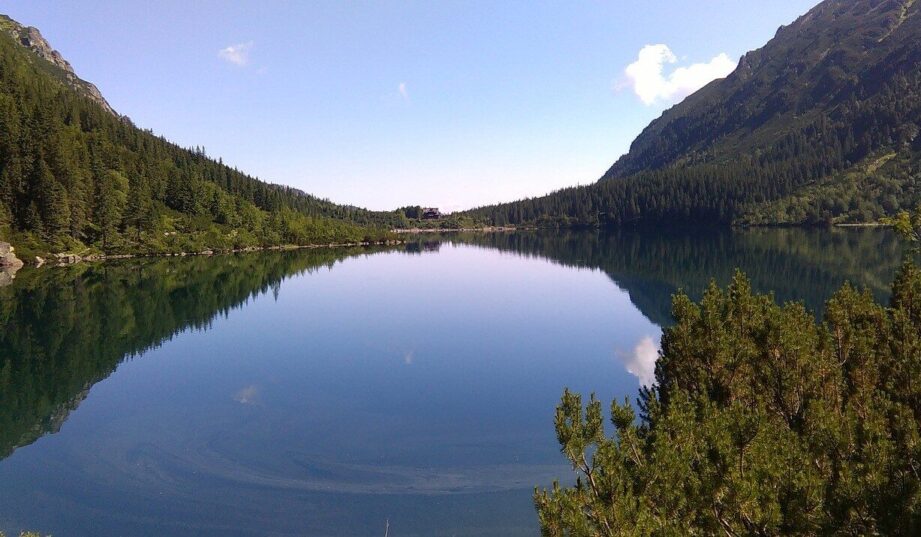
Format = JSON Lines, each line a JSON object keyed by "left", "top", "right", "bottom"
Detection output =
{"left": 0, "top": 14, "right": 399, "bottom": 258}
{"left": 464, "top": 0, "right": 921, "bottom": 227}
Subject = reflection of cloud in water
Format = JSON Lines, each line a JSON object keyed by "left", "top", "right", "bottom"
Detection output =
{"left": 616, "top": 336, "right": 659, "bottom": 387}
{"left": 234, "top": 385, "right": 259, "bottom": 405}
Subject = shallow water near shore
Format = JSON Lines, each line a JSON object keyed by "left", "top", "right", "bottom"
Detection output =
{"left": 0, "top": 227, "right": 906, "bottom": 536}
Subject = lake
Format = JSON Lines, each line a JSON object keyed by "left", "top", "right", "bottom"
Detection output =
{"left": 0, "top": 227, "right": 907, "bottom": 536}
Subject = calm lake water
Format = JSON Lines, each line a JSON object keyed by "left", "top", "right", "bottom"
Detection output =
{"left": 0, "top": 228, "right": 907, "bottom": 536}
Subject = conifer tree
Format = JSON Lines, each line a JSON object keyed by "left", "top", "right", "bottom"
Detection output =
{"left": 94, "top": 170, "right": 128, "bottom": 249}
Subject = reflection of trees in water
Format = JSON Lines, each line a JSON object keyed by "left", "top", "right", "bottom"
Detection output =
{"left": 0, "top": 229, "right": 904, "bottom": 461}
{"left": 402, "top": 240, "right": 443, "bottom": 254}
{"left": 450, "top": 228, "right": 905, "bottom": 326}
{"left": 0, "top": 248, "right": 390, "bottom": 460}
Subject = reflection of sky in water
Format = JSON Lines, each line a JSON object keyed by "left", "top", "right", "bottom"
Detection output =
{"left": 0, "top": 243, "right": 658, "bottom": 536}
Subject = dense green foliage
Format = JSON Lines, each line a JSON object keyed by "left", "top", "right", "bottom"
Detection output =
{"left": 464, "top": 0, "right": 921, "bottom": 228}
{"left": 391, "top": 205, "right": 482, "bottom": 229}
{"left": 889, "top": 207, "right": 921, "bottom": 249}
{"left": 537, "top": 263, "right": 921, "bottom": 535}
{"left": 0, "top": 16, "right": 397, "bottom": 256}
{"left": 0, "top": 247, "right": 393, "bottom": 460}
{"left": 535, "top": 214, "right": 921, "bottom": 535}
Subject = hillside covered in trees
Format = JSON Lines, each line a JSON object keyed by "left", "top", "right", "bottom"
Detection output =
{"left": 464, "top": 0, "right": 921, "bottom": 228}
{"left": 0, "top": 15, "right": 405, "bottom": 259}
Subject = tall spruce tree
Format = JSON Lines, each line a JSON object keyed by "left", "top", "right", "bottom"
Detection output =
{"left": 94, "top": 170, "right": 128, "bottom": 249}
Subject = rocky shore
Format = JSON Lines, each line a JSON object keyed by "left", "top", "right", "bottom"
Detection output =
{"left": 392, "top": 226, "right": 520, "bottom": 234}
{"left": 0, "top": 239, "right": 405, "bottom": 272}
{"left": 0, "top": 241, "right": 24, "bottom": 286}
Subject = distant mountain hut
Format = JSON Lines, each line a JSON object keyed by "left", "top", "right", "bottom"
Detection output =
{"left": 422, "top": 208, "right": 441, "bottom": 219}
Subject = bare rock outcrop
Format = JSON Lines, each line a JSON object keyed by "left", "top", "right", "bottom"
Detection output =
{"left": 0, "top": 241, "right": 23, "bottom": 269}
{"left": 0, "top": 241, "right": 23, "bottom": 286}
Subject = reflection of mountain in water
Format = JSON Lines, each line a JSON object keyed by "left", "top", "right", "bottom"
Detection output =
{"left": 447, "top": 228, "right": 905, "bottom": 327}
{"left": 0, "top": 229, "right": 905, "bottom": 462}
{"left": 0, "top": 248, "right": 391, "bottom": 460}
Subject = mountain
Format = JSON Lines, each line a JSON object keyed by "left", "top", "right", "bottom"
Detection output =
{"left": 0, "top": 14, "right": 399, "bottom": 259}
{"left": 0, "top": 15, "right": 116, "bottom": 116}
{"left": 464, "top": 0, "right": 921, "bottom": 227}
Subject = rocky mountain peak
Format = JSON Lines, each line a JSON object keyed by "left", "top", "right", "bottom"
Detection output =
{"left": 0, "top": 14, "right": 117, "bottom": 116}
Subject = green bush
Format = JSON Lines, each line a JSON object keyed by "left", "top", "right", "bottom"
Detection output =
{"left": 537, "top": 264, "right": 921, "bottom": 535}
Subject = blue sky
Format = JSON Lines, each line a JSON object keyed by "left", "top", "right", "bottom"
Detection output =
{"left": 4, "top": 1, "right": 817, "bottom": 211}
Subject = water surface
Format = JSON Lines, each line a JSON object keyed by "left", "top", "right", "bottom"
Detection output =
{"left": 0, "top": 228, "right": 905, "bottom": 536}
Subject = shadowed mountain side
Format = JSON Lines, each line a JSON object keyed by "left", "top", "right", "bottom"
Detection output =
{"left": 0, "top": 247, "right": 397, "bottom": 460}
{"left": 446, "top": 228, "right": 905, "bottom": 326}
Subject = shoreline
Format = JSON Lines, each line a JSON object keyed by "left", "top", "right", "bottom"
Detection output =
{"left": 0, "top": 239, "right": 405, "bottom": 271}
{"left": 833, "top": 222, "right": 888, "bottom": 227}
{"left": 391, "top": 226, "right": 523, "bottom": 234}
{"left": 2, "top": 219, "right": 895, "bottom": 273}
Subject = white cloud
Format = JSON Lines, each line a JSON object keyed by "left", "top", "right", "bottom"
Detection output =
{"left": 398, "top": 82, "right": 409, "bottom": 100}
{"left": 218, "top": 41, "right": 254, "bottom": 66}
{"left": 615, "top": 336, "right": 659, "bottom": 387}
{"left": 622, "top": 44, "right": 735, "bottom": 105}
